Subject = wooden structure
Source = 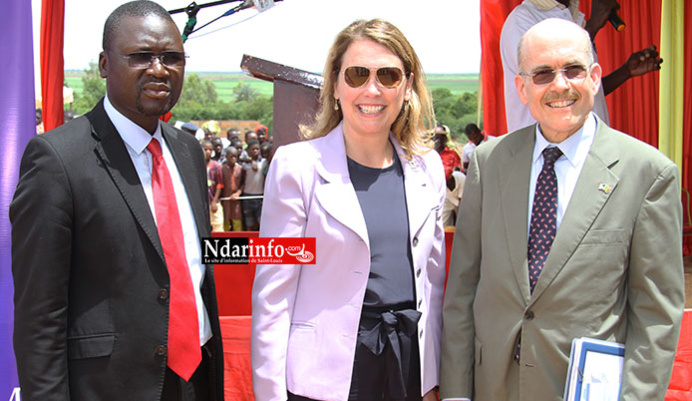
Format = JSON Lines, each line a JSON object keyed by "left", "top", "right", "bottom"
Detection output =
{"left": 240, "top": 54, "right": 323, "bottom": 148}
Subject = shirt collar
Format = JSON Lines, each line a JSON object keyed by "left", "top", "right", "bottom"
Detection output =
{"left": 103, "top": 94, "right": 163, "bottom": 154}
{"left": 533, "top": 112, "right": 596, "bottom": 167}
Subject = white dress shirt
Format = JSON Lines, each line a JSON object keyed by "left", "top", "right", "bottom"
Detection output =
{"left": 442, "top": 170, "right": 466, "bottom": 227}
{"left": 528, "top": 112, "right": 596, "bottom": 233}
{"left": 104, "top": 95, "right": 212, "bottom": 346}
{"left": 500, "top": 0, "right": 610, "bottom": 133}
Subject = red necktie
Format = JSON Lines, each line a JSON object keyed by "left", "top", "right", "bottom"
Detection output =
{"left": 147, "top": 138, "right": 200, "bottom": 381}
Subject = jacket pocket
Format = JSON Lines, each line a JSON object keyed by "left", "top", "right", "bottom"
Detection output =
{"left": 580, "top": 228, "right": 628, "bottom": 245}
{"left": 67, "top": 333, "right": 115, "bottom": 359}
{"left": 290, "top": 320, "right": 316, "bottom": 331}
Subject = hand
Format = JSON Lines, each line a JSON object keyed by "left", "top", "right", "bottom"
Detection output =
{"left": 423, "top": 389, "right": 439, "bottom": 401}
{"left": 230, "top": 193, "right": 239, "bottom": 200}
{"left": 211, "top": 201, "right": 218, "bottom": 213}
{"left": 585, "top": 0, "right": 619, "bottom": 39}
{"left": 625, "top": 45, "right": 663, "bottom": 78}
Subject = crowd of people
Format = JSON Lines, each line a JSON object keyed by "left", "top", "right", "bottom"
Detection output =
{"left": 179, "top": 121, "right": 273, "bottom": 232}
{"left": 9, "top": 1, "right": 685, "bottom": 401}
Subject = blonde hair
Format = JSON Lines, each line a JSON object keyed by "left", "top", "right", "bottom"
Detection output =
{"left": 300, "top": 19, "right": 435, "bottom": 158}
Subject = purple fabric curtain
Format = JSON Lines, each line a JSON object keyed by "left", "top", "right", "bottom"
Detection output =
{"left": 0, "top": 0, "right": 35, "bottom": 396}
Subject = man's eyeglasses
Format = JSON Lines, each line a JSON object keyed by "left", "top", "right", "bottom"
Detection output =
{"left": 519, "top": 64, "right": 590, "bottom": 85}
{"left": 343, "top": 66, "right": 407, "bottom": 89}
{"left": 118, "top": 51, "right": 187, "bottom": 69}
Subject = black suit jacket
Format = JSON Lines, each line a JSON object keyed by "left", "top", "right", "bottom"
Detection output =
{"left": 10, "top": 100, "right": 224, "bottom": 401}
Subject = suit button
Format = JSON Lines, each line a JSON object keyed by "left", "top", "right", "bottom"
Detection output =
{"left": 525, "top": 310, "right": 535, "bottom": 320}
{"left": 158, "top": 289, "right": 169, "bottom": 300}
{"left": 155, "top": 345, "right": 167, "bottom": 356}
{"left": 416, "top": 268, "right": 422, "bottom": 277}
{"left": 412, "top": 237, "right": 419, "bottom": 246}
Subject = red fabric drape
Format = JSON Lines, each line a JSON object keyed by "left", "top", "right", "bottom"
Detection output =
{"left": 584, "top": 2, "right": 662, "bottom": 147}
{"left": 666, "top": 311, "right": 692, "bottom": 400}
{"left": 479, "top": 0, "right": 521, "bottom": 136}
{"left": 40, "top": 0, "right": 65, "bottom": 132}
{"left": 482, "top": 0, "right": 662, "bottom": 147}
{"left": 683, "top": 2, "right": 692, "bottom": 256}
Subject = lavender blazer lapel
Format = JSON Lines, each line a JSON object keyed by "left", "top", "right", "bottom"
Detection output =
{"left": 392, "top": 138, "right": 439, "bottom": 239}
{"left": 313, "top": 125, "right": 370, "bottom": 245}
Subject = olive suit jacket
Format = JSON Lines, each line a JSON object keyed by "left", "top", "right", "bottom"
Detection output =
{"left": 11, "top": 100, "right": 225, "bottom": 401}
{"left": 440, "top": 115, "right": 685, "bottom": 401}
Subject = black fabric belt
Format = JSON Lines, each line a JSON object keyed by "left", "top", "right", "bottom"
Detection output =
{"left": 359, "top": 306, "right": 421, "bottom": 400}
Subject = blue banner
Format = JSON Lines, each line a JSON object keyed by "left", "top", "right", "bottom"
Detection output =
{"left": 0, "top": 0, "right": 36, "bottom": 398}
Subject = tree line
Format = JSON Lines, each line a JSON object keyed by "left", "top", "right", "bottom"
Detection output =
{"left": 68, "top": 63, "right": 479, "bottom": 143}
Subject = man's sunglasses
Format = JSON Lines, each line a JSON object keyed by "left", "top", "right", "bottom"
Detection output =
{"left": 519, "top": 64, "right": 589, "bottom": 85}
{"left": 118, "top": 51, "right": 187, "bottom": 69}
{"left": 343, "top": 66, "right": 407, "bottom": 89}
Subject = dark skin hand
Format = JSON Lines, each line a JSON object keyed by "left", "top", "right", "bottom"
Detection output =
{"left": 583, "top": 0, "right": 620, "bottom": 41}
{"left": 561, "top": 1, "right": 663, "bottom": 95}
{"left": 603, "top": 45, "right": 663, "bottom": 95}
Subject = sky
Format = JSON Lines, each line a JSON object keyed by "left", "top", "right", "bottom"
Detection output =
{"left": 31, "top": 0, "right": 481, "bottom": 75}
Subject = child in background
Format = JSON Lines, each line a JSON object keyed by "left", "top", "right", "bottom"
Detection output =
{"left": 240, "top": 140, "right": 264, "bottom": 231}
{"left": 221, "top": 147, "right": 244, "bottom": 231}
{"left": 202, "top": 140, "right": 224, "bottom": 232}
{"left": 211, "top": 137, "right": 224, "bottom": 163}
{"left": 260, "top": 142, "right": 274, "bottom": 176}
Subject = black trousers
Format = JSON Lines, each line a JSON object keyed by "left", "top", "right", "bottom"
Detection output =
{"left": 161, "top": 345, "right": 212, "bottom": 401}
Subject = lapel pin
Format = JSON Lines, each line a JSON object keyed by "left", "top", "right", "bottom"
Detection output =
{"left": 598, "top": 183, "right": 611, "bottom": 194}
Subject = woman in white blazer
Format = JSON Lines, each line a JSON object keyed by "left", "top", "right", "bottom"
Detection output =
{"left": 251, "top": 19, "right": 446, "bottom": 401}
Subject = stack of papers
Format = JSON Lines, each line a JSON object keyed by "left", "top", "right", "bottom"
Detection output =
{"left": 564, "top": 337, "right": 625, "bottom": 401}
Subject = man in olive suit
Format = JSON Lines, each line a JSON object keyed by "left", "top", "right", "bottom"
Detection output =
{"left": 440, "top": 18, "right": 684, "bottom": 401}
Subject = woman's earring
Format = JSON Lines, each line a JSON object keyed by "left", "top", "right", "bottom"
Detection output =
{"left": 334, "top": 99, "right": 340, "bottom": 111}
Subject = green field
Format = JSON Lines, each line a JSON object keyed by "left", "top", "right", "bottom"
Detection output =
{"left": 65, "top": 70, "right": 478, "bottom": 103}
{"left": 64, "top": 71, "right": 86, "bottom": 95}
{"left": 426, "top": 74, "right": 480, "bottom": 94}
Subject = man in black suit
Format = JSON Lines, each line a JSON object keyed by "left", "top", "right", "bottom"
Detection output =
{"left": 10, "top": 2, "right": 224, "bottom": 400}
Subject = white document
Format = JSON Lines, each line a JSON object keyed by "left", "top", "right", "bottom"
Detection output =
{"left": 564, "top": 338, "right": 625, "bottom": 401}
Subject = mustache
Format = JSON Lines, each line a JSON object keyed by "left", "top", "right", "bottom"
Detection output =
{"left": 542, "top": 89, "right": 580, "bottom": 103}
{"left": 137, "top": 78, "right": 171, "bottom": 92}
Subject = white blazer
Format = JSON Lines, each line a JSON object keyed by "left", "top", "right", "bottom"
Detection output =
{"left": 251, "top": 123, "right": 446, "bottom": 401}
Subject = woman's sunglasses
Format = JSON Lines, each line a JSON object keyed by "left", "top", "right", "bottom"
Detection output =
{"left": 343, "top": 66, "right": 406, "bottom": 89}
